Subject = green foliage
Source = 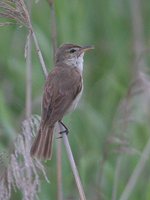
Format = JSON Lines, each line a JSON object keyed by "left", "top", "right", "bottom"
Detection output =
{"left": 1, "top": 0, "right": 150, "bottom": 199}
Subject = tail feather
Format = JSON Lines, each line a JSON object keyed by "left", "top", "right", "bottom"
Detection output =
{"left": 30, "top": 125, "right": 54, "bottom": 160}
{"left": 43, "top": 127, "right": 53, "bottom": 159}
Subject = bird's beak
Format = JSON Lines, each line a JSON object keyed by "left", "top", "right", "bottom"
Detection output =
{"left": 81, "top": 45, "right": 95, "bottom": 52}
{"left": 78, "top": 45, "right": 94, "bottom": 57}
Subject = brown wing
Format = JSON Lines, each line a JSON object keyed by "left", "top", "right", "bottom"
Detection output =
{"left": 41, "top": 65, "right": 82, "bottom": 126}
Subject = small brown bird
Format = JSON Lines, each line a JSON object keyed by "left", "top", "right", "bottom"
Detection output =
{"left": 30, "top": 43, "right": 94, "bottom": 160}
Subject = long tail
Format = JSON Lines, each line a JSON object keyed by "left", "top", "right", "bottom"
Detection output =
{"left": 30, "top": 125, "right": 54, "bottom": 160}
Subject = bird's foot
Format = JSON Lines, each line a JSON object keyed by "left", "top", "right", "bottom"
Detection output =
{"left": 59, "top": 121, "right": 69, "bottom": 135}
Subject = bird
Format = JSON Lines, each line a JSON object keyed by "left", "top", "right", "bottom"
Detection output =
{"left": 30, "top": 43, "right": 94, "bottom": 160}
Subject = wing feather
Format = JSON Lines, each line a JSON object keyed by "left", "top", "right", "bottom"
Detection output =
{"left": 41, "top": 66, "right": 82, "bottom": 126}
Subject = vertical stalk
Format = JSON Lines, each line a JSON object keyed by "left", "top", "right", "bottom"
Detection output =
{"left": 63, "top": 134, "right": 86, "bottom": 200}
{"left": 26, "top": 1, "right": 86, "bottom": 199}
{"left": 31, "top": 28, "right": 48, "bottom": 77}
{"left": 130, "top": 0, "right": 146, "bottom": 73}
{"left": 119, "top": 137, "right": 150, "bottom": 200}
{"left": 25, "top": 0, "right": 32, "bottom": 118}
{"left": 57, "top": 133, "right": 63, "bottom": 200}
{"left": 113, "top": 1, "right": 147, "bottom": 200}
{"left": 49, "top": 0, "right": 57, "bottom": 61}
{"left": 48, "top": 1, "right": 63, "bottom": 200}
{"left": 25, "top": 31, "right": 32, "bottom": 118}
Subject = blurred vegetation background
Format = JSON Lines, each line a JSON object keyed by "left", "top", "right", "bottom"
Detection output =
{"left": 1, "top": 0, "right": 150, "bottom": 199}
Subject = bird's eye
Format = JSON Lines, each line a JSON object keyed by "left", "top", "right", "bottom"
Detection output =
{"left": 69, "top": 49, "right": 76, "bottom": 53}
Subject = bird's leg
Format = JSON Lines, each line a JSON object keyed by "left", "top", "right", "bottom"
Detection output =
{"left": 56, "top": 121, "right": 69, "bottom": 139}
{"left": 59, "top": 120, "right": 69, "bottom": 135}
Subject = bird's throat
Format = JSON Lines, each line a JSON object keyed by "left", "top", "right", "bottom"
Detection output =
{"left": 64, "top": 54, "right": 84, "bottom": 74}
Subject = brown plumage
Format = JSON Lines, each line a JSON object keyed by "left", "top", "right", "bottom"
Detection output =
{"left": 30, "top": 65, "right": 82, "bottom": 159}
{"left": 30, "top": 44, "right": 93, "bottom": 160}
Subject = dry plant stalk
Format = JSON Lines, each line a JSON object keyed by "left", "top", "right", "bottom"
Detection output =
{"left": 47, "top": 1, "right": 63, "bottom": 200}
{"left": 0, "top": 115, "right": 49, "bottom": 200}
{"left": 111, "top": 1, "right": 149, "bottom": 200}
{"left": 0, "top": 1, "right": 87, "bottom": 200}
{"left": 25, "top": 0, "right": 33, "bottom": 119}
{"left": 48, "top": 0, "right": 57, "bottom": 60}
{"left": 48, "top": 1, "right": 86, "bottom": 199}
{"left": 62, "top": 132, "right": 86, "bottom": 200}
{"left": 117, "top": 1, "right": 149, "bottom": 199}
{"left": 0, "top": 0, "right": 48, "bottom": 76}
{"left": 25, "top": 31, "right": 32, "bottom": 118}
